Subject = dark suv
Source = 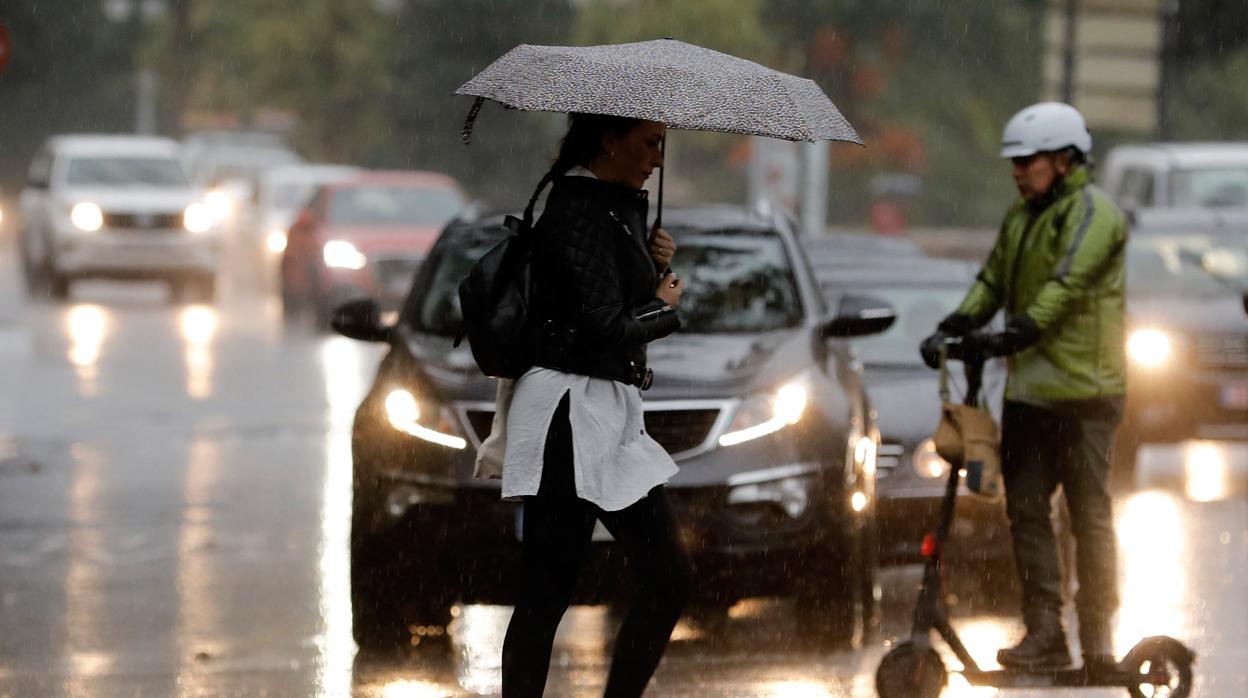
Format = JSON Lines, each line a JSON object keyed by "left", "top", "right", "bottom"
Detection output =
{"left": 1116, "top": 214, "right": 1248, "bottom": 486}
{"left": 333, "top": 205, "right": 895, "bottom": 648}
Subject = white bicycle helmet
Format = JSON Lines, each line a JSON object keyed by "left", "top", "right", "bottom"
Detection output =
{"left": 1000, "top": 102, "right": 1092, "bottom": 159}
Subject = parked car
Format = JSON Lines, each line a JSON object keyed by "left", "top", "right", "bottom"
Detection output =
{"left": 812, "top": 254, "right": 1012, "bottom": 572}
{"left": 801, "top": 231, "right": 925, "bottom": 265}
{"left": 1116, "top": 220, "right": 1248, "bottom": 486}
{"left": 1103, "top": 142, "right": 1248, "bottom": 211}
{"left": 18, "top": 134, "right": 221, "bottom": 301}
{"left": 245, "top": 163, "right": 360, "bottom": 289}
{"left": 280, "top": 171, "right": 467, "bottom": 326}
{"left": 332, "top": 204, "right": 895, "bottom": 648}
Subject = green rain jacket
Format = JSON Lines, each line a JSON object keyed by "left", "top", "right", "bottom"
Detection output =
{"left": 955, "top": 166, "right": 1128, "bottom": 406}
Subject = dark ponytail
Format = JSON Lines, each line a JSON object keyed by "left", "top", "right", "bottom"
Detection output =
{"left": 522, "top": 112, "right": 641, "bottom": 230}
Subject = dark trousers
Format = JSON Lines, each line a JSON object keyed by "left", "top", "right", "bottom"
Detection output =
{"left": 1000, "top": 400, "right": 1119, "bottom": 647}
{"left": 501, "top": 395, "right": 693, "bottom": 698}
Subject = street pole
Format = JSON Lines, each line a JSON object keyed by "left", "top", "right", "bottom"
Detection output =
{"left": 1156, "top": 0, "right": 1180, "bottom": 140}
{"left": 799, "top": 140, "right": 829, "bottom": 238}
{"left": 1061, "top": 0, "right": 1079, "bottom": 105}
{"left": 136, "top": 68, "right": 158, "bottom": 135}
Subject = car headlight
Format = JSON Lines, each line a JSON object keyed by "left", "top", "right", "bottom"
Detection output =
{"left": 383, "top": 388, "right": 466, "bottom": 450}
{"left": 266, "top": 228, "right": 288, "bottom": 253}
{"left": 718, "top": 381, "right": 808, "bottom": 447}
{"left": 183, "top": 203, "right": 214, "bottom": 233}
{"left": 323, "top": 239, "right": 367, "bottom": 270}
{"left": 1128, "top": 328, "right": 1172, "bottom": 368}
{"left": 204, "top": 188, "right": 234, "bottom": 221}
{"left": 70, "top": 202, "right": 104, "bottom": 232}
{"left": 912, "top": 438, "right": 952, "bottom": 479}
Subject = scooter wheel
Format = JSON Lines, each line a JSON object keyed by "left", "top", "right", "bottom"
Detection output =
{"left": 1123, "top": 636, "right": 1195, "bottom": 698}
{"left": 876, "top": 641, "right": 946, "bottom": 698}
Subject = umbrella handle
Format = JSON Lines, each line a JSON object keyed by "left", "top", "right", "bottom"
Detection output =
{"left": 654, "top": 136, "right": 665, "bottom": 230}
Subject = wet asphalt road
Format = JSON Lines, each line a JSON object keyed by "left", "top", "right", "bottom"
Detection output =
{"left": 0, "top": 236, "right": 1246, "bottom": 698}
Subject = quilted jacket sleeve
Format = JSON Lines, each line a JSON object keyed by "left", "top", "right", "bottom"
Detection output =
{"left": 547, "top": 218, "right": 681, "bottom": 349}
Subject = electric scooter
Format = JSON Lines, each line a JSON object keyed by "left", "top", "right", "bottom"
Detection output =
{"left": 874, "top": 347, "right": 1195, "bottom": 698}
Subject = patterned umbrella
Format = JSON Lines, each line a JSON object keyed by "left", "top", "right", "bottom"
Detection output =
{"left": 456, "top": 38, "right": 861, "bottom": 145}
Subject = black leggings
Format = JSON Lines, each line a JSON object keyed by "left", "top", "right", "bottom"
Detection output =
{"left": 501, "top": 394, "right": 693, "bottom": 698}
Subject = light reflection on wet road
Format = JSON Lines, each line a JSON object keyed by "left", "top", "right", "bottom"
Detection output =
{"left": 0, "top": 271, "right": 1245, "bottom": 697}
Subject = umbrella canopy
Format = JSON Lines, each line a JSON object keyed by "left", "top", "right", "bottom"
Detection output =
{"left": 455, "top": 38, "right": 861, "bottom": 145}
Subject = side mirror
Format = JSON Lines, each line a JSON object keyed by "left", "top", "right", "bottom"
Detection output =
{"left": 331, "top": 298, "right": 392, "bottom": 342}
{"left": 822, "top": 294, "right": 896, "bottom": 339}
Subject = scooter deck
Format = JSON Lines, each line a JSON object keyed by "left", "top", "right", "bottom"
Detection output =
{"left": 963, "top": 666, "right": 1155, "bottom": 689}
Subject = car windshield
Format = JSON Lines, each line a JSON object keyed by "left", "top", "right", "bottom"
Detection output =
{"left": 406, "top": 226, "right": 504, "bottom": 336}
{"left": 829, "top": 284, "right": 968, "bottom": 367}
{"left": 408, "top": 227, "right": 803, "bottom": 337}
{"left": 667, "top": 231, "right": 803, "bottom": 333}
{"left": 1170, "top": 167, "right": 1248, "bottom": 207}
{"left": 64, "top": 157, "right": 190, "bottom": 187}
{"left": 1128, "top": 237, "right": 1248, "bottom": 297}
{"left": 328, "top": 185, "right": 464, "bottom": 226}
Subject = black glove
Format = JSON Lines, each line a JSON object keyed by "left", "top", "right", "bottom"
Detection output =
{"left": 919, "top": 331, "right": 950, "bottom": 369}
{"left": 919, "top": 313, "right": 974, "bottom": 369}
{"left": 953, "top": 314, "right": 1042, "bottom": 363}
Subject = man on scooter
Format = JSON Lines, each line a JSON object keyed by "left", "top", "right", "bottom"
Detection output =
{"left": 920, "top": 102, "right": 1127, "bottom": 673}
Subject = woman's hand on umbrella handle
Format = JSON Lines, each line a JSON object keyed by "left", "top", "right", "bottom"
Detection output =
{"left": 656, "top": 274, "right": 683, "bottom": 308}
{"left": 649, "top": 226, "right": 676, "bottom": 271}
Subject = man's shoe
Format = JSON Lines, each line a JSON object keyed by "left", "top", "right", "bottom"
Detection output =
{"left": 997, "top": 624, "right": 1071, "bottom": 670}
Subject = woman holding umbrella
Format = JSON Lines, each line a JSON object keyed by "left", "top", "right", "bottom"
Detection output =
{"left": 458, "top": 39, "right": 861, "bottom": 695}
{"left": 498, "top": 112, "right": 690, "bottom": 698}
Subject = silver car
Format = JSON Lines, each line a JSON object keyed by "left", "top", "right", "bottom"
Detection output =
{"left": 19, "top": 135, "right": 222, "bottom": 302}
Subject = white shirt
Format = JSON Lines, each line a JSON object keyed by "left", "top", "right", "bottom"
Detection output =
{"left": 471, "top": 167, "right": 678, "bottom": 511}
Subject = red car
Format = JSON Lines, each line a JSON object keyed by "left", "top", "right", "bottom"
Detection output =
{"left": 280, "top": 170, "right": 466, "bottom": 326}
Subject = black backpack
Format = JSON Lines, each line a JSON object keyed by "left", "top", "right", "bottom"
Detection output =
{"left": 456, "top": 215, "right": 538, "bottom": 378}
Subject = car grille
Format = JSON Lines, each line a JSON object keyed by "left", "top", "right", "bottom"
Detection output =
{"left": 1193, "top": 332, "right": 1248, "bottom": 369}
{"left": 643, "top": 409, "right": 720, "bottom": 455}
{"left": 461, "top": 406, "right": 722, "bottom": 457}
{"left": 877, "top": 442, "right": 905, "bottom": 479}
{"left": 103, "top": 212, "right": 183, "bottom": 230}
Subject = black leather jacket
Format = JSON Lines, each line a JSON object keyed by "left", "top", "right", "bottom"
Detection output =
{"left": 529, "top": 175, "right": 681, "bottom": 386}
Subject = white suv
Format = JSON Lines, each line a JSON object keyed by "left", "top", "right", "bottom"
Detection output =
{"left": 1102, "top": 142, "right": 1248, "bottom": 211}
{"left": 19, "top": 135, "right": 221, "bottom": 301}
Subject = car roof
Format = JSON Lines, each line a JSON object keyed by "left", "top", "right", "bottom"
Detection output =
{"left": 1109, "top": 142, "right": 1248, "bottom": 168}
{"left": 47, "top": 134, "right": 183, "bottom": 157}
{"left": 800, "top": 232, "right": 925, "bottom": 259}
{"left": 333, "top": 170, "right": 462, "bottom": 190}
{"left": 261, "top": 164, "right": 360, "bottom": 185}
{"left": 446, "top": 202, "right": 789, "bottom": 238}
{"left": 1131, "top": 206, "right": 1248, "bottom": 235}
{"left": 815, "top": 255, "right": 978, "bottom": 289}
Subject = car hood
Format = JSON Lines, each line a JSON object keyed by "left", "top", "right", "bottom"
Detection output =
{"left": 321, "top": 224, "right": 440, "bottom": 258}
{"left": 642, "top": 329, "right": 812, "bottom": 399}
{"left": 1129, "top": 294, "right": 1247, "bottom": 333}
{"left": 404, "top": 327, "right": 814, "bottom": 403}
{"left": 863, "top": 362, "right": 1006, "bottom": 446}
{"left": 58, "top": 188, "right": 202, "bottom": 212}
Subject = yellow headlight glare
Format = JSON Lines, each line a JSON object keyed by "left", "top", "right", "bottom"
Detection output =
{"left": 383, "top": 388, "right": 466, "bottom": 450}
{"left": 719, "top": 380, "right": 809, "bottom": 448}
{"left": 1127, "top": 328, "right": 1172, "bottom": 368}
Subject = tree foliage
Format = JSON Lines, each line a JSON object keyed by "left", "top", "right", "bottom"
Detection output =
{"left": 0, "top": 1, "right": 134, "bottom": 190}
{"left": 5, "top": 0, "right": 1247, "bottom": 226}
